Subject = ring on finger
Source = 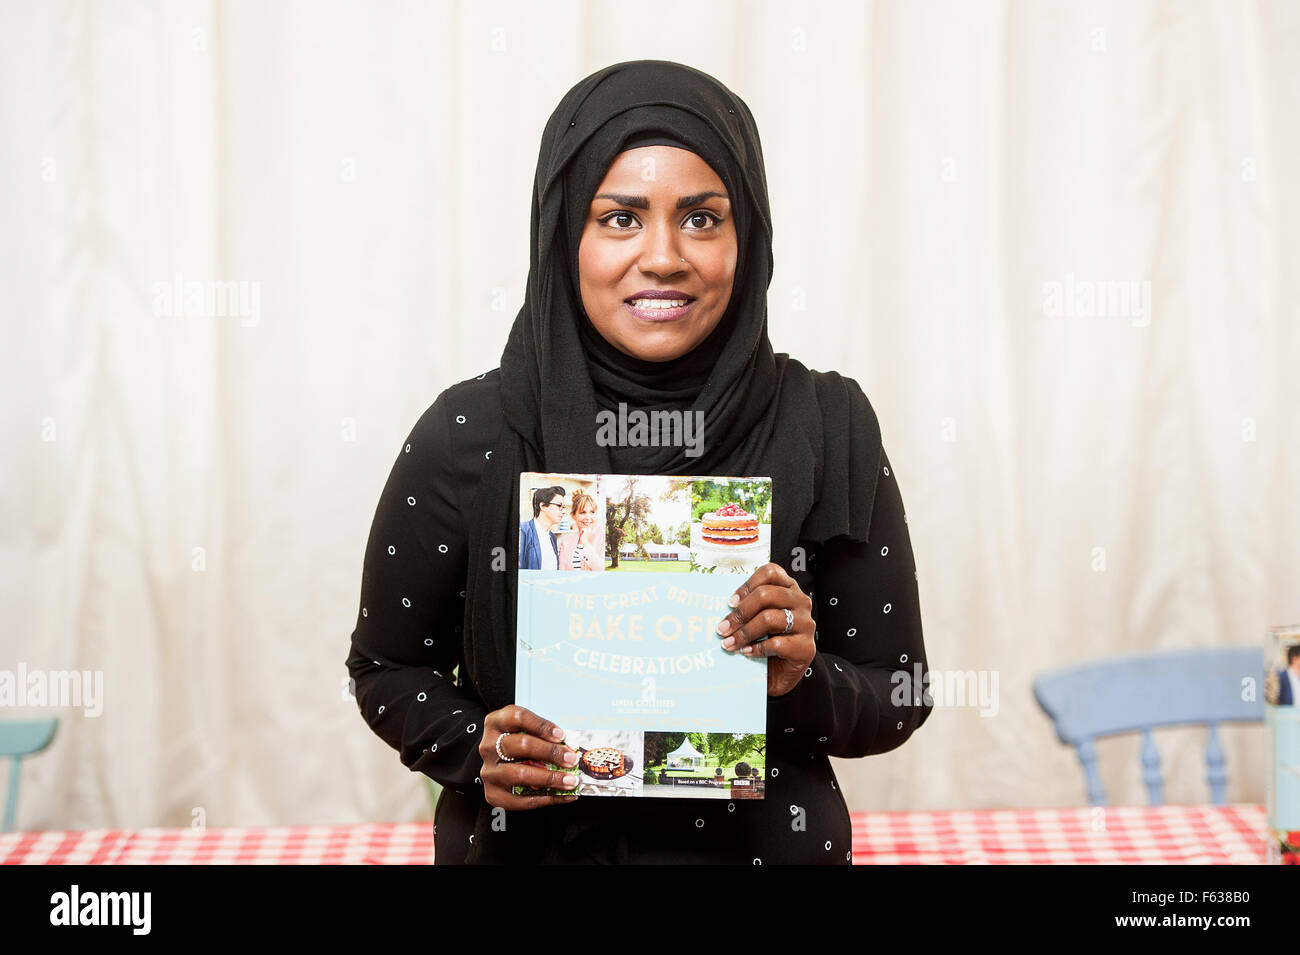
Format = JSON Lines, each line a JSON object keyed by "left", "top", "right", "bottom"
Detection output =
{"left": 780, "top": 608, "right": 794, "bottom": 635}
{"left": 495, "top": 731, "right": 517, "bottom": 763}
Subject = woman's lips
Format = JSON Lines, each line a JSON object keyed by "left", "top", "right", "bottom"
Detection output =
{"left": 624, "top": 298, "right": 695, "bottom": 322}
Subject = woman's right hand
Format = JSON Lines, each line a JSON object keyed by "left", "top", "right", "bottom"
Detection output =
{"left": 478, "top": 705, "right": 581, "bottom": 809}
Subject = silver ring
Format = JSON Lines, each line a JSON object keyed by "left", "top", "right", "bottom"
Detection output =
{"left": 494, "top": 731, "right": 516, "bottom": 762}
{"left": 781, "top": 608, "right": 794, "bottom": 635}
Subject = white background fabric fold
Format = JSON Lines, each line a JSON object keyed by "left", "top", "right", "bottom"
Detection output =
{"left": 1, "top": 0, "right": 1294, "bottom": 828}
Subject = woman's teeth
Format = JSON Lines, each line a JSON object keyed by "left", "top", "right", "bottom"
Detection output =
{"left": 628, "top": 298, "right": 689, "bottom": 309}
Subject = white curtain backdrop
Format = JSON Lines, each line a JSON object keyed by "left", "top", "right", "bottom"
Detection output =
{"left": 2, "top": 0, "right": 1296, "bottom": 830}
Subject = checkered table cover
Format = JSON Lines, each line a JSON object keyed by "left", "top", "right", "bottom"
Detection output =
{"left": 0, "top": 804, "right": 1266, "bottom": 864}
{"left": 850, "top": 803, "right": 1265, "bottom": 864}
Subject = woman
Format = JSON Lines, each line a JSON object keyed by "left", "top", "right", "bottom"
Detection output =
{"left": 557, "top": 488, "right": 602, "bottom": 571}
{"left": 347, "top": 59, "right": 932, "bottom": 864}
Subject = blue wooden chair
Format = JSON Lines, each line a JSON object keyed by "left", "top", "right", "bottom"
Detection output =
{"left": 1033, "top": 648, "right": 1265, "bottom": 805}
{"left": 0, "top": 717, "right": 58, "bottom": 832}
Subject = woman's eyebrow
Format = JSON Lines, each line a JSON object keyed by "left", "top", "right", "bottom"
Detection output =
{"left": 593, "top": 191, "right": 730, "bottom": 210}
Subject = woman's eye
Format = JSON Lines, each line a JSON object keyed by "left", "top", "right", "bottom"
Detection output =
{"left": 601, "top": 212, "right": 639, "bottom": 230}
{"left": 685, "top": 211, "right": 721, "bottom": 230}
{"left": 599, "top": 210, "right": 721, "bottom": 233}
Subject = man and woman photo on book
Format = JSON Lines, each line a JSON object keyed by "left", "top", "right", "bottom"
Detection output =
{"left": 520, "top": 484, "right": 604, "bottom": 572}
{"left": 1272, "top": 644, "right": 1300, "bottom": 707}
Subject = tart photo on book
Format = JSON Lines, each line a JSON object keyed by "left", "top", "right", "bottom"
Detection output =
{"left": 512, "top": 729, "right": 643, "bottom": 798}
{"left": 567, "top": 729, "right": 642, "bottom": 797}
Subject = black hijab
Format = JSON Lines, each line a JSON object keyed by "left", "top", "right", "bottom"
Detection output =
{"left": 462, "top": 58, "right": 882, "bottom": 716}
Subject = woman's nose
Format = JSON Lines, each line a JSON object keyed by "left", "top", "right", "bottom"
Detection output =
{"left": 638, "top": 221, "right": 686, "bottom": 276}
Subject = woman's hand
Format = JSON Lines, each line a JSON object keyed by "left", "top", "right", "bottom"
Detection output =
{"left": 478, "top": 705, "right": 581, "bottom": 809}
{"left": 578, "top": 527, "right": 598, "bottom": 569}
{"left": 715, "top": 562, "right": 816, "bottom": 697}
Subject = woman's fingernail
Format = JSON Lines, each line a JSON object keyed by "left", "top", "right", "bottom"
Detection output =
{"left": 722, "top": 637, "right": 735, "bottom": 650}
{"left": 563, "top": 775, "right": 579, "bottom": 788}
{"left": 716, "top": 618, "right": 731, "bottom": 635}
{"left": 728, "top": 593, "right": 739, "bottom": 607}
{"left": 562, "top": 752, "right": 578, "bottom": 767}
{"left": 551, "top": 726, "right": 566, "bottom": 740}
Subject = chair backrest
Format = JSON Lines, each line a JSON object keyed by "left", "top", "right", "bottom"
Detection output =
{"left": 0, "top": 717, "right": 59, "bottom": 832}
{"left": 1033, "top": 648, "right": 1265, "bottom": 805}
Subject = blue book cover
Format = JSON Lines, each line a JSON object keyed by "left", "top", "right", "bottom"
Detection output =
{"left": 1265, "top": 624, "right": 1300, "bottom": 863}
{"left": 514, "top": 472, "right": 771, "bottom": 799}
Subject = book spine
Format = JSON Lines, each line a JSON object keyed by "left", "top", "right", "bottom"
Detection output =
{"left": 514, "top": 577, "right": 532, "bottom": 708}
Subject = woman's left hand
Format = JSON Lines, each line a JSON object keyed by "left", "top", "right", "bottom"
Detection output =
{"left": 715, "top": 562, "right": 816, "bottom": 697}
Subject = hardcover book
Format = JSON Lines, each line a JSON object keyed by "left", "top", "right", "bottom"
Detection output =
{"left": 513, "top": 471, "right": 771, "bottom": 799}
{"left": 1265, "top": 624, "right": 1300, "bottom": 863}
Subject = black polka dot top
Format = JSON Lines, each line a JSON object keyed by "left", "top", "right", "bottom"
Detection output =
{"left": 347, "top": 369, "right": 933, "bottom": 864}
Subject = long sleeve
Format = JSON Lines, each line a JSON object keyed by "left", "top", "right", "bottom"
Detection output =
{"left": 767, "top": 447, "right": 932, "bottom": 757}
{"left": 346, "top": 390, "right": 488, "bottom": 791}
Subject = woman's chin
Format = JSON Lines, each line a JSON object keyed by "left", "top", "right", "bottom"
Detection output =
{"left": 598, "top": 313, "right": 721, "bottom": 362}
{"left": 612, "top": 333, "right": 708, "bottom": 363}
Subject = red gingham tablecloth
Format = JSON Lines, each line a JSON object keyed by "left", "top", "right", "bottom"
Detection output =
{"left": 0, "top": 804, "right": 1266, "bottom": 865}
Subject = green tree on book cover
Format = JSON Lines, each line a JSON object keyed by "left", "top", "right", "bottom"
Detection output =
{"left": 644, "top": 732, "right": 765, "bottom": 768}
{"left": 604, "top": 477, "right": 652, "bottom": 568}
{"left": 606, "top": 479, "right": 695, "bottom": 565}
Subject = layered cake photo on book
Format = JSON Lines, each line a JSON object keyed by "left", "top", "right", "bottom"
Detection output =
{"left": 690, "top": 481, "right": 770, "bottom": 575}
{"left": 701, "top": 503, "right": 760, "bottom": 545}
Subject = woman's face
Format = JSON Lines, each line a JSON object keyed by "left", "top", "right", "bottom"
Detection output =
{"left": 578, "top": 146, "right": 737, "bottom": 363}
{"left": 575, "top": 501, "right": 597, "bottom": 529}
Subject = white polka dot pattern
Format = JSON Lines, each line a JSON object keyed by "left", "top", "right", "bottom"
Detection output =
{"left": 345, "top": 373, "right": 930, "bottom": 865}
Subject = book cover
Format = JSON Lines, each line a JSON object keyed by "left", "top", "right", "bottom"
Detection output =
{"left": 514, "top": 471, "right": 771, "bottom": 799}
{"left": 1265, "top": 624, "right": 1300, "bottom": 863}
